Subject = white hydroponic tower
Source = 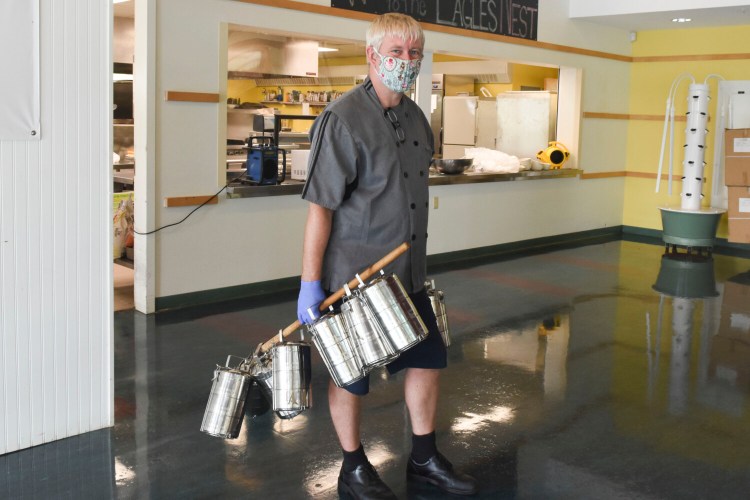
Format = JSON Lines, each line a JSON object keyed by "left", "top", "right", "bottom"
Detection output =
{"left": 657, "top": 74, "right": 725, "bottom": 252}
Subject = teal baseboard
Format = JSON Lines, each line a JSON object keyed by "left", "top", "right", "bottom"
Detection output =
{"left": 155, "top": 225, "right": 748, "bottom": 312}
{"left": 620, "top": 225, "right": 663, "bottom": 245}
{"left": 622, "top": 225, "right": 750, "bottom": 257}
{"left": 426, "top": 226, "right": 622, "bottom": 269}
{"left": 155, "top": 276, "right": 300, "bottom": 312}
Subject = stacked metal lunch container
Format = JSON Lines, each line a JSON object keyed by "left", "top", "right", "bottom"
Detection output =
{"left": 200, "top": 338, "right": 313, "bottom": 439}
{"left": 200, "top": 272, "right": 451, "bottom": 439}
{"left": 307, "top": 272, "right": 453, "bottom": 388}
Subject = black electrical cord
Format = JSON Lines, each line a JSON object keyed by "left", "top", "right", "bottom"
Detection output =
{"left": 133, "top": 172, "right": 248, "bottom": 236}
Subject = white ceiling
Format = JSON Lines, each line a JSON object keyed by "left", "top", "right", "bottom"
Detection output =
{"left": 113, "top": 0, "right": 750, "bottom": 32}
{"left": 568, "top": 0, "right": 750, "bottom": 31}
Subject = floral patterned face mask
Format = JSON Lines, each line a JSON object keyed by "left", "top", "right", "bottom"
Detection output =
{"left": 373, "top": 49, "right": 421, "bottom": 93}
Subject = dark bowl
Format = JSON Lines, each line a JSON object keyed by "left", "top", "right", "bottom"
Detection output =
{"left": 431, "top": 158, "right": 473, "bottom": 175}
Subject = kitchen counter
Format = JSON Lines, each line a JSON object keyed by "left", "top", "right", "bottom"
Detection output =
{"left": 114, "top": 161, "right": 135, "bottom": 171}
{"left": 113, "top": 168, "right": 135, "bottom": 186}
{"left": 226, "top": 168, "right": 582, "bottom": 199}
{"left": 428, "top": 168, "right": 581, "bottom": 185}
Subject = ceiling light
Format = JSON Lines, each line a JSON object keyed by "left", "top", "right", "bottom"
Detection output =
{"left": 672, "top": 18, "right": 692, "bottom": 23}
{"left": 318, "top": 47, "right": 339, "bottom": 53}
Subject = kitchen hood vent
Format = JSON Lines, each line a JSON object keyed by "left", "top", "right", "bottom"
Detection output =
{"left": 228, "top": 64, "right": 368, "bottom": 87}
{"left": 245, "top": 76, "right": 359, "bottom": 86}
{"left": 474, "top": 73, "right": 512, "bottom": 84}
{"left": 228, "top": 35, "right": 319, "bottom": 77}
{"left": 433, "top": 61, "right": 512, "bottom": 84}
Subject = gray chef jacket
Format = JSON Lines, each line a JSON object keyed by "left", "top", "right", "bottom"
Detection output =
{"left": 302, "top": 77, "right": 433, "bottom": 294}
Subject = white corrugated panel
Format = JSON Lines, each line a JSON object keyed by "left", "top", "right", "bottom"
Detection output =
{"left": 0, "top": 0, "right": 113, "bottom": 454}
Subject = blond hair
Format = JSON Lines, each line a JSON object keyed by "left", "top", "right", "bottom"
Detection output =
{"left": 366, "top": 13, "right": 424, "bottom": 51}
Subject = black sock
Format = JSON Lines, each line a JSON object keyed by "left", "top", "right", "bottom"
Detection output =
{"left": 411, "top": 431, "right": 437, "bottom": 464}
{"left": 342, "top": 443, "right": 368, "bottom": 472}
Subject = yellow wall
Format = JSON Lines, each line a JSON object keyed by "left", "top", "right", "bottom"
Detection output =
{"left": 623, "top": 25, "right": 750, "bottom": 237}
{"left": 510, "top": 63, "right": 558, "bottom": 91}
{"left": 228, "top": 79, "right": 352, "bottom": 132}
{"left": 471, "top": 63, "right": 557, "bottom": 97}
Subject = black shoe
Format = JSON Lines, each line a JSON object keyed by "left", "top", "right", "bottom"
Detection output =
{"left": 407, "top": 452, "right": 478, "bottom": 496}
{"left": 338, "top": 462, "right": 397, "bottom": 500}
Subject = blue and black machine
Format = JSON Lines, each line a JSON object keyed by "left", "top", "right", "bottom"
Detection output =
{"left": 245, "top": 135, "right": 286, "bottom": 185}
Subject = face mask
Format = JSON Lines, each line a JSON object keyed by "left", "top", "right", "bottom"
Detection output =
{"left": 374, "top": 49, "right": 421, "bottom": 93}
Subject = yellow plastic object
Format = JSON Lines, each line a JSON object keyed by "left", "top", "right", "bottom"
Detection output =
{"left": 536, "top": 141, "right": 570, "bottom": 169}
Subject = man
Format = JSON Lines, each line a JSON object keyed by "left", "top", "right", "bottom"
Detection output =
{"left": 297, "top": 13, "right": 478, "bottom": 499}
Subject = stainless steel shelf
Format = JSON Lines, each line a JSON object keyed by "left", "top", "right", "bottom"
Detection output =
{"left": 225, "top": 169, "right": 582, "bottom": 199}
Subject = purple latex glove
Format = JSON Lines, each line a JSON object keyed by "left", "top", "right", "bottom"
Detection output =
{"left": 297, "top": 279, "right": 326, "bottom": 324}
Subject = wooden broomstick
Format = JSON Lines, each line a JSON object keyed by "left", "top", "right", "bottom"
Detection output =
{"left": 259, "top": 242, "right": 410, "bottom": 353}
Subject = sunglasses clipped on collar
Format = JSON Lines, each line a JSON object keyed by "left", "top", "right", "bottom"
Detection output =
{"left": 385, "top": 108, "right": 405, "bottom": 144}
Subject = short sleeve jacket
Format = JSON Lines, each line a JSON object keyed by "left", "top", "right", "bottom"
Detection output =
{"left": 302, "top": 78, "right": 434, "bottom": 293}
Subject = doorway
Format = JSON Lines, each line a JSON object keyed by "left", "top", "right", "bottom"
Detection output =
{"left": 113, "top": 2, "right": 136, "bottom": 311}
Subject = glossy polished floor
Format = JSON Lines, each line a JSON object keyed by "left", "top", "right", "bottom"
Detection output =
{"left": 3, "top": 240, "right": 750, "bottom": 499}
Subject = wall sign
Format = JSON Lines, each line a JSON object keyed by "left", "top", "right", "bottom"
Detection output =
{"left": 331, "top": 0, "right": 538, "bottom": 41}
{"left": 0, "top": 0, "right": 40, "bottom": 140}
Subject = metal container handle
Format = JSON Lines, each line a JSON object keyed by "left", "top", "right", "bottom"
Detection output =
{"left": 259, "top": 242, "right": 411, "bottom": 353}
{"left": 225, "top": 354, "right": 250, "bottom": 370}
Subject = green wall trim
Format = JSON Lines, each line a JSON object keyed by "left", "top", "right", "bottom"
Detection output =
{"left": 154, "top": 225, "right": 748, "bottom": 312}
{"left": 155, "top": 276, "right": 300, "bottom": 312}
{"left": 622, "top": 225, "right": 750, "bottom": 257}
{"left": 426, "top": 226, "right": 622, "bottom": 269}
{"left": 621, "top": 225, "right": 662, "bottom": 245}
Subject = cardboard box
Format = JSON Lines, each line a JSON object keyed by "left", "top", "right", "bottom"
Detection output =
{"left": 724, "top": 128, "right": 750, "bottom": 186}
{"left": 722, "top": 278, "right": 750, "bottom": 316}
{"left": 727, "top": 186, "right": 750, "bottom": 243}
{"left": 709, "top": 335, "right": 750, "bottom": 389}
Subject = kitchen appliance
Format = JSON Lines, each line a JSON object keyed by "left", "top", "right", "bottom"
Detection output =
{"left": 291, "top": 149, "right": 311, "bottom": 181}
{"left": 442, "top": 95, "right": 478, "bottom": 159}
{"left": 113, "top": 80, "right": 133, "bottom": 120}
{"left": 226, "top": 139, "right": 248, "bottom": 183}
{"left": 246, "top": 136, "right": 287, "bottom": 185}
{"left": 430, "top": 76, "right": 445, "bottom": 155}
{"left": 536, "top": 141, "right": 570, "bottom": 169}
{"left": 496, "top": 91, "right": 557, "bottom": 159}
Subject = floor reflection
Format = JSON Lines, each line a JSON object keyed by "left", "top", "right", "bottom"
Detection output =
{"left": 3, "top": 241, "right": 750, "bottom": 499}
{"left": 649, "top": 252, "right": 748, "bottom": 417}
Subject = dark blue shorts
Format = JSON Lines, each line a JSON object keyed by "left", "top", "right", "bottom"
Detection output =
{"left": 324, "top": 288, "right": 448, "bottom": 396}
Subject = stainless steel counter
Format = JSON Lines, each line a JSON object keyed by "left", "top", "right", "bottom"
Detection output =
{"left": 428, "top": 168, "right": 581, "bottom": 185}
{"left": 113, "top": 168, "right": 135, "bottom": 186}
{"left": 113, "top": 162, "right": 135, "bottom": 171}
{"left": 226, "top": 168, "right": 582, "bottom": 199}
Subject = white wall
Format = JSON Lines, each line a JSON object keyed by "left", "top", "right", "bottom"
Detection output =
{"left": 0, "top": 0, "right": 113, "bottom": 454}
{"left": 539, "top": 0, "right": 632, "bottom": 54}
{"left": 135, "top": 0, "right": 630, "bottom": 306}
{"left": 569, "top": 0, "right": 746, "bottom": 18}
